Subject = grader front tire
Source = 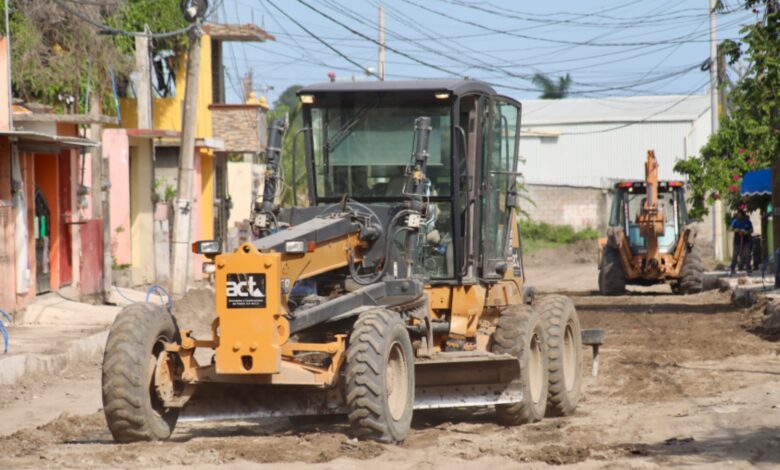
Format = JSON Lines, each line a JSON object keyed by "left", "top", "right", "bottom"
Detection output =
{"left": 491, "top": 305, "right": 549, "bottom": 425}
{"left": 345, "top": 309, "right": 415, "bottom": 443}
{"left": 101, "top": 303, "right": 180, "bottom": 443}
{"left": 538, "top": 295, "right": 583, "bottom": 417}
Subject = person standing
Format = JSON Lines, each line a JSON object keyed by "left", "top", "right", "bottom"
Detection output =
{"left": 729, "top": 208, "right": 753, "bottom": 275}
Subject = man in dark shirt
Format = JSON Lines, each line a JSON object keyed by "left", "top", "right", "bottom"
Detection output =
{"left": 729, "top": 209, "right": 753, "bottom": 275}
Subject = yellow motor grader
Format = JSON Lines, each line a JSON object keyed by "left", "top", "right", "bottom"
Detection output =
{"left": 101, "top": 80, "right": 596, "bottom": 444}
{"left": 597, "top": 150, "right": 703, "bottom": 295}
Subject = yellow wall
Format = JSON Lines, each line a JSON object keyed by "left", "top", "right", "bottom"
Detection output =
{"left": 118, "top": 34, "right": 213, "bottom": 139}
{"left": 200, "top": 150, "right": 214, "bottom": 240}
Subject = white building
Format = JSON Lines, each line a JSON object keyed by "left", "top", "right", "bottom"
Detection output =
{"left": 518, "top": 94, "right": 712, "bottom": 233}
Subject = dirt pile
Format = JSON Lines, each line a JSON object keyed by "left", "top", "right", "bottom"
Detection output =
{"left": 174, "top": 287, "right": 216, "bottom": 336}
{"left": 524, "top": 240, "right": 598, "bottom": 267}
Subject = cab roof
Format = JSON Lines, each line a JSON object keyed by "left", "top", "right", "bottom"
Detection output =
{"left": 615, "top": 180, "right": 685, "bottom": 189}
{"left": 298, "top": 79, "right": 496, "bottom": 97}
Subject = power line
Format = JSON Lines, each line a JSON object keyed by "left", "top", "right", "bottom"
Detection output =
{"left": 265, "top": 1, "right": 378, "bottom": 78}
{"left": 52, "top": 0, "right": 221, "bottom": 38}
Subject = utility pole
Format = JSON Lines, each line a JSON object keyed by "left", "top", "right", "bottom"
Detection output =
{"left": 769, "top": 0, "right": 780, "bottom": 283}
{"left": 378, "top": 5, "right": 385, "bottom": 81}
{"left": 709, "top": 0, "right": 724, "bottom": 262}
{"left": 242, "top": 69, "right": 253, "bottom": 102}
{"left": 135, "top": 29, "right": 152, "bottom": 128}
{"left": 171, "top": 24, "right": 202, "bottom": 296}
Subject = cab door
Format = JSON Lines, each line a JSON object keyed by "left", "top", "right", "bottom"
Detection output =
{"left": 480, "top": 96, "right": 521, "bottom": 280}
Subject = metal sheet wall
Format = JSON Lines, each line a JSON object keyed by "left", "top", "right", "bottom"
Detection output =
{"left": 519, "top": 119, "right": 710, "bottom": 189}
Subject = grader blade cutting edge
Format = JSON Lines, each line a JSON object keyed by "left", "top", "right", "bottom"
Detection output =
{"left": 179, "top": 352, "right": 522, "bottom": 422}
{"left": 413, "top": 352, "right": 523, "bottom": 409}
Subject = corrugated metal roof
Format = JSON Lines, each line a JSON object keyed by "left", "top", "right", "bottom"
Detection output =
{"left": 521, "top": 94, "right": 710, "bottom": 125}
{"left": 517, "top": 95, "right": 713, "bottom": 189}
{"left": 0, "top": 130, "right": 97, "bottom": 148}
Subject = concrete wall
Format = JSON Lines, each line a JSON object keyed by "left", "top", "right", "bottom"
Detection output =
{"left": 523, "top": 184, "right": 609, "bottom": 231}
{"left": 104, "top": 129, "right": 131, "bottom": 267}
{"left": 129, "top": 138, "right": 155, "bottom": 286}
{"left": 0, "top": 137, "right": 15, "bottom": 311}
{"left": 226, "top": 161, "right": 263, "bottom": 229}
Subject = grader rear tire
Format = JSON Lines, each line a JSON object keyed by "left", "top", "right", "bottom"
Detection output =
{"left": 345, "top": 309, "right": 414, "bottom": 443}
{"left": 537, "top": 295, "right": 582, "bottom": 417}
{"left": 677, "top": 243, "right": 704, "bottom": 295}
{"left": 491, "top": 305, "right": 549, "bottom": 425}
{"left": 102, "top": 303, "right": 179, "bottom": 443}
{"left": 598, "top": 245, "right": 626, "bottom": 295}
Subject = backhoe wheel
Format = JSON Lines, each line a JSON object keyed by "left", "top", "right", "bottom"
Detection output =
{"left": 345, "top": 309, "right": 414, "bottom": 443}
{"left": 677, "top": 243, "right": 704, "bottom": 295}
{"left": 491, "top": 305, "right": 549, "bottom": 425}
{"left": 598, "top": 245, "right": 626, "bottom": 295}
{"left": 102, "top": 302, "right": 180, "bottom": 443}
{"left": 537, "top": 295, "right": 582, "bottom": 417}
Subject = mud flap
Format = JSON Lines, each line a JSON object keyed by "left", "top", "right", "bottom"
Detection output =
{"left": 179, "top": 352, "right": 522, "bottom": 421}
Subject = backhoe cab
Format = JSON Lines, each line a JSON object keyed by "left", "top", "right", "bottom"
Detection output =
{"left": 598, "top": 150, "right": 704, "bottom": 295}
{"left": 101, "top": 80, "right": 589, "bottom": 444}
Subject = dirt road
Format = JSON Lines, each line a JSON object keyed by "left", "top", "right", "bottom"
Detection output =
{"left": 1, "top": 255, "right": 779, "bottom": 468}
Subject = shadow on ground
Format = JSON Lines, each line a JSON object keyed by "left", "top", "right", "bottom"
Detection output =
{"left": 618, "top": 427, "right": 780, "bottom": 465}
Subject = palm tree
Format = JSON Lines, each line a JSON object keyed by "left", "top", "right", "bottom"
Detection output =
{"left": 532, "top": 73, "right": 573, "bottom": 99}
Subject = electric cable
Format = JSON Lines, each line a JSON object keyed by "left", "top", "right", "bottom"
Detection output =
{"left": 52, "top": 0, "right": 222, "bottom": 38}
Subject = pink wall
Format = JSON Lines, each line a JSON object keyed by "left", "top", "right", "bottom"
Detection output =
{"left": 103, "top": 129, "right": 131, "bottom": 267}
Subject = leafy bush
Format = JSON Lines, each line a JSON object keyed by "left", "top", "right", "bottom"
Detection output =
{"left": 520, "top": 220, "right": 599, "bottom": 245}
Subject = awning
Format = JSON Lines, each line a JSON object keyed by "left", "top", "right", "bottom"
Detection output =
{"left": 741, "top": 169, "right": 771, "bottom": 196}
{"left": 0, "top": 130, "right": 98, "bottom": 148}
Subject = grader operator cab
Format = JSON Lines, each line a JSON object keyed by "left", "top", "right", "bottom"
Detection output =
{"left": 598, "top": 150, "right": 704, "bottom": 295}
{"left": 101, "top": 80, "right": 590, "bottom": 444}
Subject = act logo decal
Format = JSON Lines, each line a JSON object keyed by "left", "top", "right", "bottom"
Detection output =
{"left": 226, "top": 273, "right": 266, "bottom": 308}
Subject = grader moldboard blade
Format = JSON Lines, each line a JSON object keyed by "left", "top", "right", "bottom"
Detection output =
{"left": 179, "top": 352, "right": 522, "bottom": 422}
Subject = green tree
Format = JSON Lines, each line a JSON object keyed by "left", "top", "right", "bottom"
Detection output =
{"left": 2, "top": 0, "right": 130, "bottom": 112}
{"left": 531, "top": 73, "right": 572, "bottom": 99}
{"left": 2, "top": 0, "right": 191, "bottom": 111}
{"left": 267, "top": 85, "right": 307, "bottom": 206}
{"left": 674, "top": 1, "right": 780, "bottom": 219}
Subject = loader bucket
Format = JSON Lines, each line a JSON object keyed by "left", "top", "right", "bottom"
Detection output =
{"left": 179, "top": 352, "right": 522, "bottom": 422}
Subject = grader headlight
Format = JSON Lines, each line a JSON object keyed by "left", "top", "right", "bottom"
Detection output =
{"left": 192, "top": 239, "right": 222, "bottom": 255}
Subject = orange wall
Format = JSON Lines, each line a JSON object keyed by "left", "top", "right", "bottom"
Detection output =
{"left": 33, "top": 153, "right": 61, "bottom": 290}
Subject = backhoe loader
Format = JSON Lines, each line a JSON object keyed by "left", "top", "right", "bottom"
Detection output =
{"left": 101, "top": 80, "right": 590, "bottom": 444}
{"left": 598, "top": 150, "right": 703, "bottom": 295}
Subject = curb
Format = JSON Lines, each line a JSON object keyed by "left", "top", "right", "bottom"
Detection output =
{"left": 0, "top": 329, "right": 108, "bottom": 386}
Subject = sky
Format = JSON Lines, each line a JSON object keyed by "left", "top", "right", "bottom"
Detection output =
{"left": 211, "top": 0, "right": 759, "bottom": 106}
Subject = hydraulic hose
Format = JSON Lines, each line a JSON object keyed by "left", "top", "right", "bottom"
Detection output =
{"left": 0, "top": 308, "right": 12, "bottom": 354}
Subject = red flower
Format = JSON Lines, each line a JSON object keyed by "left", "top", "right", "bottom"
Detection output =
{"left": 738, "top": 148, "right": 746, "bottom": 154}
{"left": 746, "top": 158, "right": 754, "bottom": 165}
{"left": 730, "top": 184, "right": 739, "bottom": 192}
{"left": 732, "top": 175, "right": 740, "bottom": 181}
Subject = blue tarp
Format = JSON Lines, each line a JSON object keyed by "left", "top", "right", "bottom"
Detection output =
{"left": 741, "top": 169, "right": 771, "bottom": 196}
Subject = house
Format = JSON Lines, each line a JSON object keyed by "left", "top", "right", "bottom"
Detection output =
{"left": 0, "top": 105, "right": 111, "bottom": 313}
{"left": 114, "top": 23, "right": 274, "bottom": 287}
